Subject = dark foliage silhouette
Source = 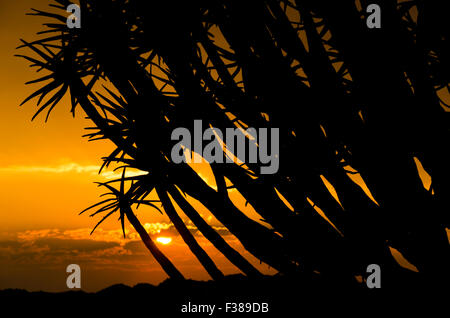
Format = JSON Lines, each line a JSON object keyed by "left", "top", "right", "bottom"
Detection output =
{"left": 18, "top": 0, "right": 449, "bottom": 287}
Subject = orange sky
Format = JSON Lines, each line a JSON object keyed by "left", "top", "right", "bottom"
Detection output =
{"left": 0, "top": 0, "right": 443, "bottom": 292}
{"left": 0, "top": 0, "right": 279, "bottom": 292}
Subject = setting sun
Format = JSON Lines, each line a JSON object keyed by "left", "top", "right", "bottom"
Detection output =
{"left": 156, "top": 237, "right": 172, "bottom": 245}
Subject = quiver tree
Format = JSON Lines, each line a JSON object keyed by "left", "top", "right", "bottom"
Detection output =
{"left": 19, "top": 0, "right": 449, "bottom": 285}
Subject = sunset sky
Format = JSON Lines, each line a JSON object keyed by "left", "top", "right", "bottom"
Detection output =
{"left": 0, "top": 0, "right": 279, "bottom": 292}
{"left": 1, "top": 0, "right": 445, "bottom": 292}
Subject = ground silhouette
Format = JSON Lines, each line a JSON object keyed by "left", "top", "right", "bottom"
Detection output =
{"left": 0, "top": 273, "right": 436, "bottom": 315}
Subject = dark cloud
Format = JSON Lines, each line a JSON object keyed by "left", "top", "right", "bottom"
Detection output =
{"left": 0, "top": 240, "right": 22, "bottom": 248}
{"left": 0, "top": 226, "right": 251, "bottom": 292}
{"left": 32, "top": 238, "right": 119, "bottom": 253}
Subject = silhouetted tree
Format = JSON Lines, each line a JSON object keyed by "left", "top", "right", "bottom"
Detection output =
{"left": 19, "top": 0, "right": 449, "bottom": 286}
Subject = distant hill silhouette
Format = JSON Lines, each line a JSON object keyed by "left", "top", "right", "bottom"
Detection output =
{"left": 0, "top": 273, "right": 437, "bottom": 316}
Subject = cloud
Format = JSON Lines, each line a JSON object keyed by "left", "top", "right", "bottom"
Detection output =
{"left": 0, "top": 227, "right": 162, "bottom": 291}
{"left": 0, "top": 227, "right": 159, "bottom": 267}
{"left": 0, "top": 224, "right": 270, "bottom": 292}
{"left": 143, "top": 222, "right": 172, "bottom": 234}
{"left": 0, "top": 162, "right": 148, "bottom": 180}
{"left": 0, "top": 163, "right": 99, "bottom": 174}
{"left": 0, "top": 225, "right": 220, "bottom": 277}
{"left": 12, "top": 221, "right": 232, "bottom": 246}
{"left": 0, "top": 222, "right": 233, "bottom": 265}
{"left": 15, "top": 226, "right": 169, "bottom": 244}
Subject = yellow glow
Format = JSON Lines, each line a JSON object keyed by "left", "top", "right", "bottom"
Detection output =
{"left": 274, "top": 187, "right": 295, "bottom": 212}
{"left": 344, "top": 165, "right": 379, "bottom": 206}
{"left": 306, "top": 197, "right": 344, "bottom": 237}
{"left": 388, "top": 246, "right": 419, "bottom": 272}
{"left": 413, "top": 157, "right": 432, "bottom": 192}
{"left": 320, "top": 175, "right": 344, "bottom": 209}
{"left": 156, "top": 237, "right": 172, "bottom": 245}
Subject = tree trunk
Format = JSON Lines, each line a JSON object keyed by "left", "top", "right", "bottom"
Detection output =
{"left": 123, "top": 204, "right": 185, "bottom": 280}
{"left": 156, "top": 187, "right": 225, "bottom": 281}
{"left": 168, "top": 184, "right": 263, "bottom": 278}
